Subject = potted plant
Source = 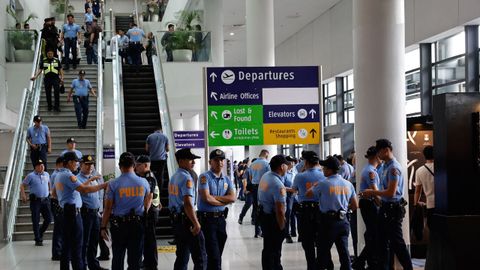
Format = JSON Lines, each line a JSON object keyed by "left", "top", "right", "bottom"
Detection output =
{"left": 169, "top": 10, "right": 202, "bottom": 61}
{"left": 50, "top": 0, "right": 74, "bottom": 21}
{"left": 6, "top": 6, "right": 38, "bottom": 62}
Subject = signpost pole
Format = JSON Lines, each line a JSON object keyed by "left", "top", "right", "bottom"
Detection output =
{"left": 203, "top": 68, "right": 210, "bottom": 170}
{"left": 318, "top": 66, "right": 324, "bottom": 158}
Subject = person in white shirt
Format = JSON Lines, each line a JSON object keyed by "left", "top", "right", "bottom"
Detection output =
{"left": 414, "top": 145, "right": 435, "bottom": 230}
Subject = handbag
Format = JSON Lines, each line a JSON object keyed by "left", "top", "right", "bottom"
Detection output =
{"left": 59, "top": 82, "right": 65, "bottom": 94}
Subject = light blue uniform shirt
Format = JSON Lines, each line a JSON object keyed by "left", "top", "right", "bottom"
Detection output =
{"left": 146, "top": 131, "right": 169, "bottom": 160}
{"left": 126, "top": 27, "right": 145, "bottom": 42}
{"left": 27, "top": 125, "right": 50, "bottom": 144}
{"left": 61, "top": 149, "right": 83, "bottom": 159}
{"left": 292, "top": 168, "right": 325, "bottom": 203}
{"left": 197, "top": 170, "right": 234, "bottom": 212}
{"left": 23, "top": 171, "right": 50, "bottom": 198}
{"left": 168, "top": 168, "right": 195, "bottom": 213}
{"left": 243, "top": 167, "right": 251, "bottom": 183}
{"left": 313, "top": 174, "right": 356, "bottom": 213}
{"left": 380, "top": 158, "right": 404, "bottom": 202}
{"left": 50, "top": 169, "right": 60, "bottom": 187}
{"left": 250, "top": 158, "right": 270, "bottom": 184}
{"left": 84, "top": 13, "right": 94, "bottom": 23}
{"left": 77, "top": 172, "right": 101, "bottom": 209}
{"left": 63, "top": 23, "right": 81, "bottom": 38}
{"left": 258, "top": 172, "right": 286, "bottom": 214}
{"left": 295, "top": 160, "right": 305, "bottom": 173}
{"left": 118, "top": 35, "right": 129, "bottom": 49}
{"left": 339, "top": 162, "right": 355, "bottom": 182}
{"left": 360, "top": 164, "right": 380, "bottom": 192}
{"left": 284, "top": 171, "right": 294, "bottom": 188}
{"left": 106, "top": 172, "right": 150, "bottom": 216}
{"left": 55, "top": 168, "right": 82, "bottom": 208}
{"left": 71, "top": 79, "right": 92, "bottom": 97}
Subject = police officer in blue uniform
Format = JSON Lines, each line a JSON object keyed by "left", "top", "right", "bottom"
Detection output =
{"left": 145, "top": 125, "right": 170, "bottom": 188}
{"left": 53, "top": 152, "right": 106, "bottom": 270}
{"left": 198, "top": 149, "right": 236, "bottom": 270}
{"left": 126, "top": 23, "right": 146, "bottom": 68}
{"left": 26, "top": 115, "right": 51, "bottom": 170}
{"left": 238, "top": 158, "right": 256, "bottom": 225}
{"left": 20, "top": 159, "right": 52, "bottom": 246}
{"left": 292, "top": 151, "right": 333, "bottom": 270}
{"left": 283, "top": 156, "right": 296, "bottom": 244}
{"left": 169, "top": 148, "right": 207, "bottom": 270}
{"left": 50, "top": 156, "right": 64, "bottom": 260}
{"left": 61, "top": 14, "right": 82, "bottom": 70}
{"left": 361, "top": 139, "right": 413, "bottom": 270}
{"left": 251, "top": 150, "right": 270, "bottom": 238}
{"left": 308, "top": 156, "right": 358, "bottom": 270}
{"left": 135, "top": 155, "right": 161, "bottom": 270}
{"left": 352, "top": 146, "right": 381, "bottom": 270}
{"left": 258, "top": 154, "right": 289, "bottom": 270}
{"left": 77, "top": 155, "right": 107, "bottom": 270}
{"left": 101, "top": 152, "right": 152, "bottom": 270}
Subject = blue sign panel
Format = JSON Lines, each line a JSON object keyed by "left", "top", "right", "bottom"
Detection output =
{"left": 174, "top": 131, "right": 205, "bottom": 149}
{"left": 263, "top": 104, "right": 320, "bottom": 123}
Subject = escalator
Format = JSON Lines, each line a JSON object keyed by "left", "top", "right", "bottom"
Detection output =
{"left": 122, "top": 65, "right": 173, "bottom": 239}
{"left": 115, "top": 15, "right": 134, "bottom": 32}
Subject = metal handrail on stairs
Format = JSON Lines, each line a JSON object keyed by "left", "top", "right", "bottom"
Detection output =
{"left": 96, "top": 33, "right": 104, "bottom": 175}
{"left": 1, "top": 34, "right": 44, "bottom": 242}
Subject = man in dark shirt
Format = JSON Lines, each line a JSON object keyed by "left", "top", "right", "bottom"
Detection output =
{"left": 31, "top": 49, "right": 64, "bottom": 111}
{"left": 41, "top": 17, "right": 59, "bottom": 57}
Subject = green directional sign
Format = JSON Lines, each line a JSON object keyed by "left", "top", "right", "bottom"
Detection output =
{"left": 208, "top": 124, "right": 263, "bottom": 146}
{"left": 208, "top": 105, "right": 263, "bottom": 125}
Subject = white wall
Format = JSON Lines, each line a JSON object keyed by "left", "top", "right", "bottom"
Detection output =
{"left": 0, "top": 132, "right": 14, "bottom": 166}
{"left": 6, "top": 63, "right": 31, "bottom": 112}
{"left": 276, "top": 0, "right": 480, "bottom": 80}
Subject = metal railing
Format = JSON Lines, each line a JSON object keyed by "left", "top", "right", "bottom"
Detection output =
{"left": 157, "top": 31, "right": 211, "bottom": 62}
{"left": 153, "top": 35, "right": 178, "bottom": 176}
{"left": 96, "top": 34, "right": 104, "bottom": 175}
{"left": 1, "top": 34, "right": 44, "bottom": 241}
{"left": 111, "top": 37, "right": 126, "bottom": 177}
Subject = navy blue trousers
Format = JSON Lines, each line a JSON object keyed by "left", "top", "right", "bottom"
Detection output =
{"left": 200, "top": 216, "right": 227, "bottom": 270}
{"left": 260, "top": 214, "right": 285, "bottom": 270}
{"left": 51, "top": 199, "right": 63, "bottom": 258}
{"left": 73, "top": 95, "right": 89, "bottom": 128}
{"left": 30, "top": 197, "right": 52, "bottom": 242}
{"left": 111, "top": 219, "right": 144, "bottom": 270}
{"left": 173, "top": 219, "right": 207, "bottom": 270}
{"left": 61, "top": 204, "right": 83, "bottom": 270}
{"left": 317, "top": 218, "right": 351, "bottom": 270}
{"left": 81, "top": 209, "right": 101, "bottom": 270}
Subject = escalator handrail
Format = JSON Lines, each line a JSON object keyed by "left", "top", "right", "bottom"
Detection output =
{"left": 152, "top": 35, "right": 178, "bottom": 177}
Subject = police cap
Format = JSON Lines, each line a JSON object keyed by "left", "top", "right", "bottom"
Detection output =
{"left": 209, "top": 149, "right": 225, "bottom": 160}
{"left": 375, "top": 139, "right": 393, "bottom": 150}
{"left": 33, "top": 115, "right": 42, "bottom": 122}
{"left": 34, "top": 159, "right": 45, "bottom": 167}
{"left": 81, "top": 155, "right": 95, "bottom": 164}
{"left": 303, "top": 151, "right": 320, "bottom": 163}
{"left": 285, "top": 155, "right": 297, "bottom": 163}
{"left": 319, "top": 156, "right": 341, "bottom": 171}
{"left": 136, "top": 155, "right": 151, "bottom": 164}
{"left": 55, "top": 156, "right": 64, "bottom": 164}
{"left": 364, "top": 146, "right": 378, "bottom": 158}
{"left": 66, "top": 137, "right": 76, "bottom": 143}
{"left": 79, "top": 70, "right": 86, "bottom": 75}
{"left": 63, "top": 152, "right": 79, "bottom": 162}
{"left": 269, "top": 154, "right": 289, "bottom": 171}
{"left": 175, "top": 148, "right": 200, "bottom": 161}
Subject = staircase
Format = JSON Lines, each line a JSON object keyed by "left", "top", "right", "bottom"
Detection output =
{"left": 122, "top": 65, "right": 173, "bottom": 239}
{"left": 13, "top": 14, "right": 100, "bottom": 241}
{"left": 115, "top": 15, "right": 134, "bottom": 32}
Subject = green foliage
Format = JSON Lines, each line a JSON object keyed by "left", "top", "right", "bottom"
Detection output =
{"left": 170, "top": 30, "right": 196, "bottom": 50}
{"left": 9, "top": 31, "right": 34, "bottom": 50}
{"left": 50, "top": 0, "right": 74, "bottom": 14}
{"left": 176, "top": 10, "right": 202, "bottom": 31}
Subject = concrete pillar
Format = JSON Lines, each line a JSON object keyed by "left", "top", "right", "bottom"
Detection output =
{"left": 204, "top": 0, "right": 224, "bottom": 66}
{"left": 246, "top": 0, "right": 277, "bottom": 159}
{"left": 353, "top": 0, "right": 410, "bottom": 251}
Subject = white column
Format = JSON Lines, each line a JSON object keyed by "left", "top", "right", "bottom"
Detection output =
{"left": 353, "top": 0, "right": 409, "bottom": 251}
{"left": 172, "top": 118, "right": 184, "bottom": 131}
{"left": 246, "top": 0, "right": 277, "bottom": 158}
{"left": 204, "top": 0, "right": 224, "bottom": 66}
{"left": 183, "top": 114, "right": 200, "bottom": 131}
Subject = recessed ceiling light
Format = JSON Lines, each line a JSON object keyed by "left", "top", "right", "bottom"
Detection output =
{"left": 229, "top": 32, "right": 235, "bottom": 36}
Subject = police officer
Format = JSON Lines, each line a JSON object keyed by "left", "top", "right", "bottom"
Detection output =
{"left": 283, "top": 156, "right": 296, "bottom": 244}
{"left": 31, "top": 48, "right": 64, "bottom": 112}
{"left": 238, "top": 158, "right": 256, "bottom": 225}
{"left": 361, "top": 139, "right": 413, "bottom": 270}
{"left": 61, "top": 14, "right": 82, "bottom": 70}
{"left": 126, "top": 23, "right": 146, "bottom": 68}
{"left": 251, "top": 150, "right": 270, "bottom": 238}
{"left": 20, "top": 159, "right": 52, "bottom": 246}
{"left": 198, "top": 149, "right": 236, "bottom": 270}
{"left": 50, "top": 156, "right": 64, "bottom": 260}
{"left": 135, "top": 155, "right": 161, "bottom": 270}
{"left": 53, "top": 152, "right": 106, "bottom": 270}
{"left": 26, "top": 115, "right": 51, "bottom": 170}
{"left": 258, "top": 154, "right": 289, "bottom": 270}
{"left": 145, "top": 125, "right": 170, "bottom": 189}
{"left": 41, "top": 17, "right": 60, "bottom": 56}
{"left": 101, "top": 152, "right": 152, "bottom": 270}
{"left": 61, "top": 137, "right": 83, "bottom": 159}
{"left": 308, "top": 156, "right": 358, "bottom": 270}
{"left": 352, "top": 146, "right": 381, "bottom": 270}
{"left": 77, "top": 155, "right": 106, "bottom": 270}
{"left": 68, "top": 70, "right": 97, "bottom": 129}
{"left": 291, "top": 151, "right": 332, "bottom": 270}
{"left": 169, "top": 148, "right": 207, "bottom": 270}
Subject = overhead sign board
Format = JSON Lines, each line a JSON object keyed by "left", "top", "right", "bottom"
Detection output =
{"left": 174, "top": 131, "right": 205, "bottom": 149}
{"left": 206, "top": 66, "right": 321, "bottom": 146}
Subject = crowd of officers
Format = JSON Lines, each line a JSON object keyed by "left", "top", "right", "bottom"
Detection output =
{"left": 21, "top": 132, "right": 416, "bottom": 270}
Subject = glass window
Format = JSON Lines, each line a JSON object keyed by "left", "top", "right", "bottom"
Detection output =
{"left": 434, "top": 55, "right": 465, "bottom": 86}
{"left": 294, "top": 145, "right": 303, "bottom": 158}
{"left": 324, "top": 97, "right": 337, "bottom": 113}
{"left": 405, "top": 70, "right": 420, "bottom": 94}
{"left": 325, "top": 112, "right": 337, "bottom": 126}
{"left": 434, "top": 82, "right": 465, "bottom": 95}
{"left": 344, "top": 91, "right": 354, "bottom": 108}
{"left": 405, "top": 94, "right": 421, "bottom": 115}
{"left": 344, "top": 108, "right": 355, "bottom": 124}
{"left": 405, "top": 48, "right": 420, "bottom": 71}
{"left": 437, "top": 31, "right": 465, "bottom": 61}
{"left": 346, "top": 74, "right": 354, "bottom": 90}
{"left": 327, "top": 81, "right": 336, "bottom": 96}
{"left": 323, "top": 141, "right": 330, "bottom": 158}
{"left": 323, "top": 83, "right": 336, "bottom": 98}
{"left": 329, "top": 138, "right": 342, "bottom": 156}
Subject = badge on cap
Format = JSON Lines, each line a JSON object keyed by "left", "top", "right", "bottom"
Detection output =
{"left": 200, "top": 176, "right": 207, "bottom": 185}
{"left": 70, "top": 176, "right": 77, "bottom": 182}
{"left": 186, "top": 179, "right": 193, "bottom": 188}
{"left": 216, "top": 150, "right": 222, "bottom": 155}
{"left": 280, "top": 187, "right": 286, "bottom": 197}
{"left": 87, "top": 156, "right": 92, "bottom": 161}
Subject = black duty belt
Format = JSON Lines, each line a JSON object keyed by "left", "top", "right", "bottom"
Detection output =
{"left": 299, "top": 202, "right": 319, "bottom": 209}
{"left": 197, "top": 211, "right": 225, "bottom": 218}
{"left": 321, "top": 210, "right": 348, "bottom": 220}
{"left": 63, "top": 204, "right": 81, "bottom": 215}
{"left": 111, "top": 214, "right": 143, "bottom": 223}
{"left": 381, "top": 198, "right": 407, "bottom": 208}
{"left": 81, "top": 207, "right": 99, "bottom": 213}
{"left": 129, "top": 41, "right": 141, "bottom": 44}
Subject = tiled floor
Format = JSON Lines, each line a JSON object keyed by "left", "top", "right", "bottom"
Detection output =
{"left": 0, "top": 201, "right": 424, "bottom": 269}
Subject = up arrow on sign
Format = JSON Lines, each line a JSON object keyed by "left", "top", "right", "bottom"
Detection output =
{"left": 210, "top": 131, "right": 220, "bottom": 138}
{"left": 209, "top": 72, "right": 217, "bottom": 83}
{"left": 309, "top": 128, "right": 317, "bottom": 139}
{"left": 309, "top": 109, "right": 317, "bottom": 119}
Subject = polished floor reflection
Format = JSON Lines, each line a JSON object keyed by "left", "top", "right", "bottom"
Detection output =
{"left": 0, "top": 201, "right": 424, "bottom": 269}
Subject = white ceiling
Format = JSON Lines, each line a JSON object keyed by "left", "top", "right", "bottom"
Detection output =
{"left": 222, "top": 0, "right": 341, "bottom": 66}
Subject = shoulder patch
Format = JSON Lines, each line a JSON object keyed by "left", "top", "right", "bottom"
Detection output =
{"left": 280, "top": 187, "right": 286, "bottom": 197}
{"left": 200, "top": 176, "right": 207, "bottom": 184}
{"left": 369, "top": 172, "right": 375, "bottom": 180}
{"left": 70, "top": 176, "right": 77, "bottom": 182}
{"left": 391, "top": 168, "right": 399, "bottom": 176}
{"left": 186, "top": 179, "right": 193, "bottom": 188}
{"left": 224, "top": 182, "right": 228, "bottom": 190}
